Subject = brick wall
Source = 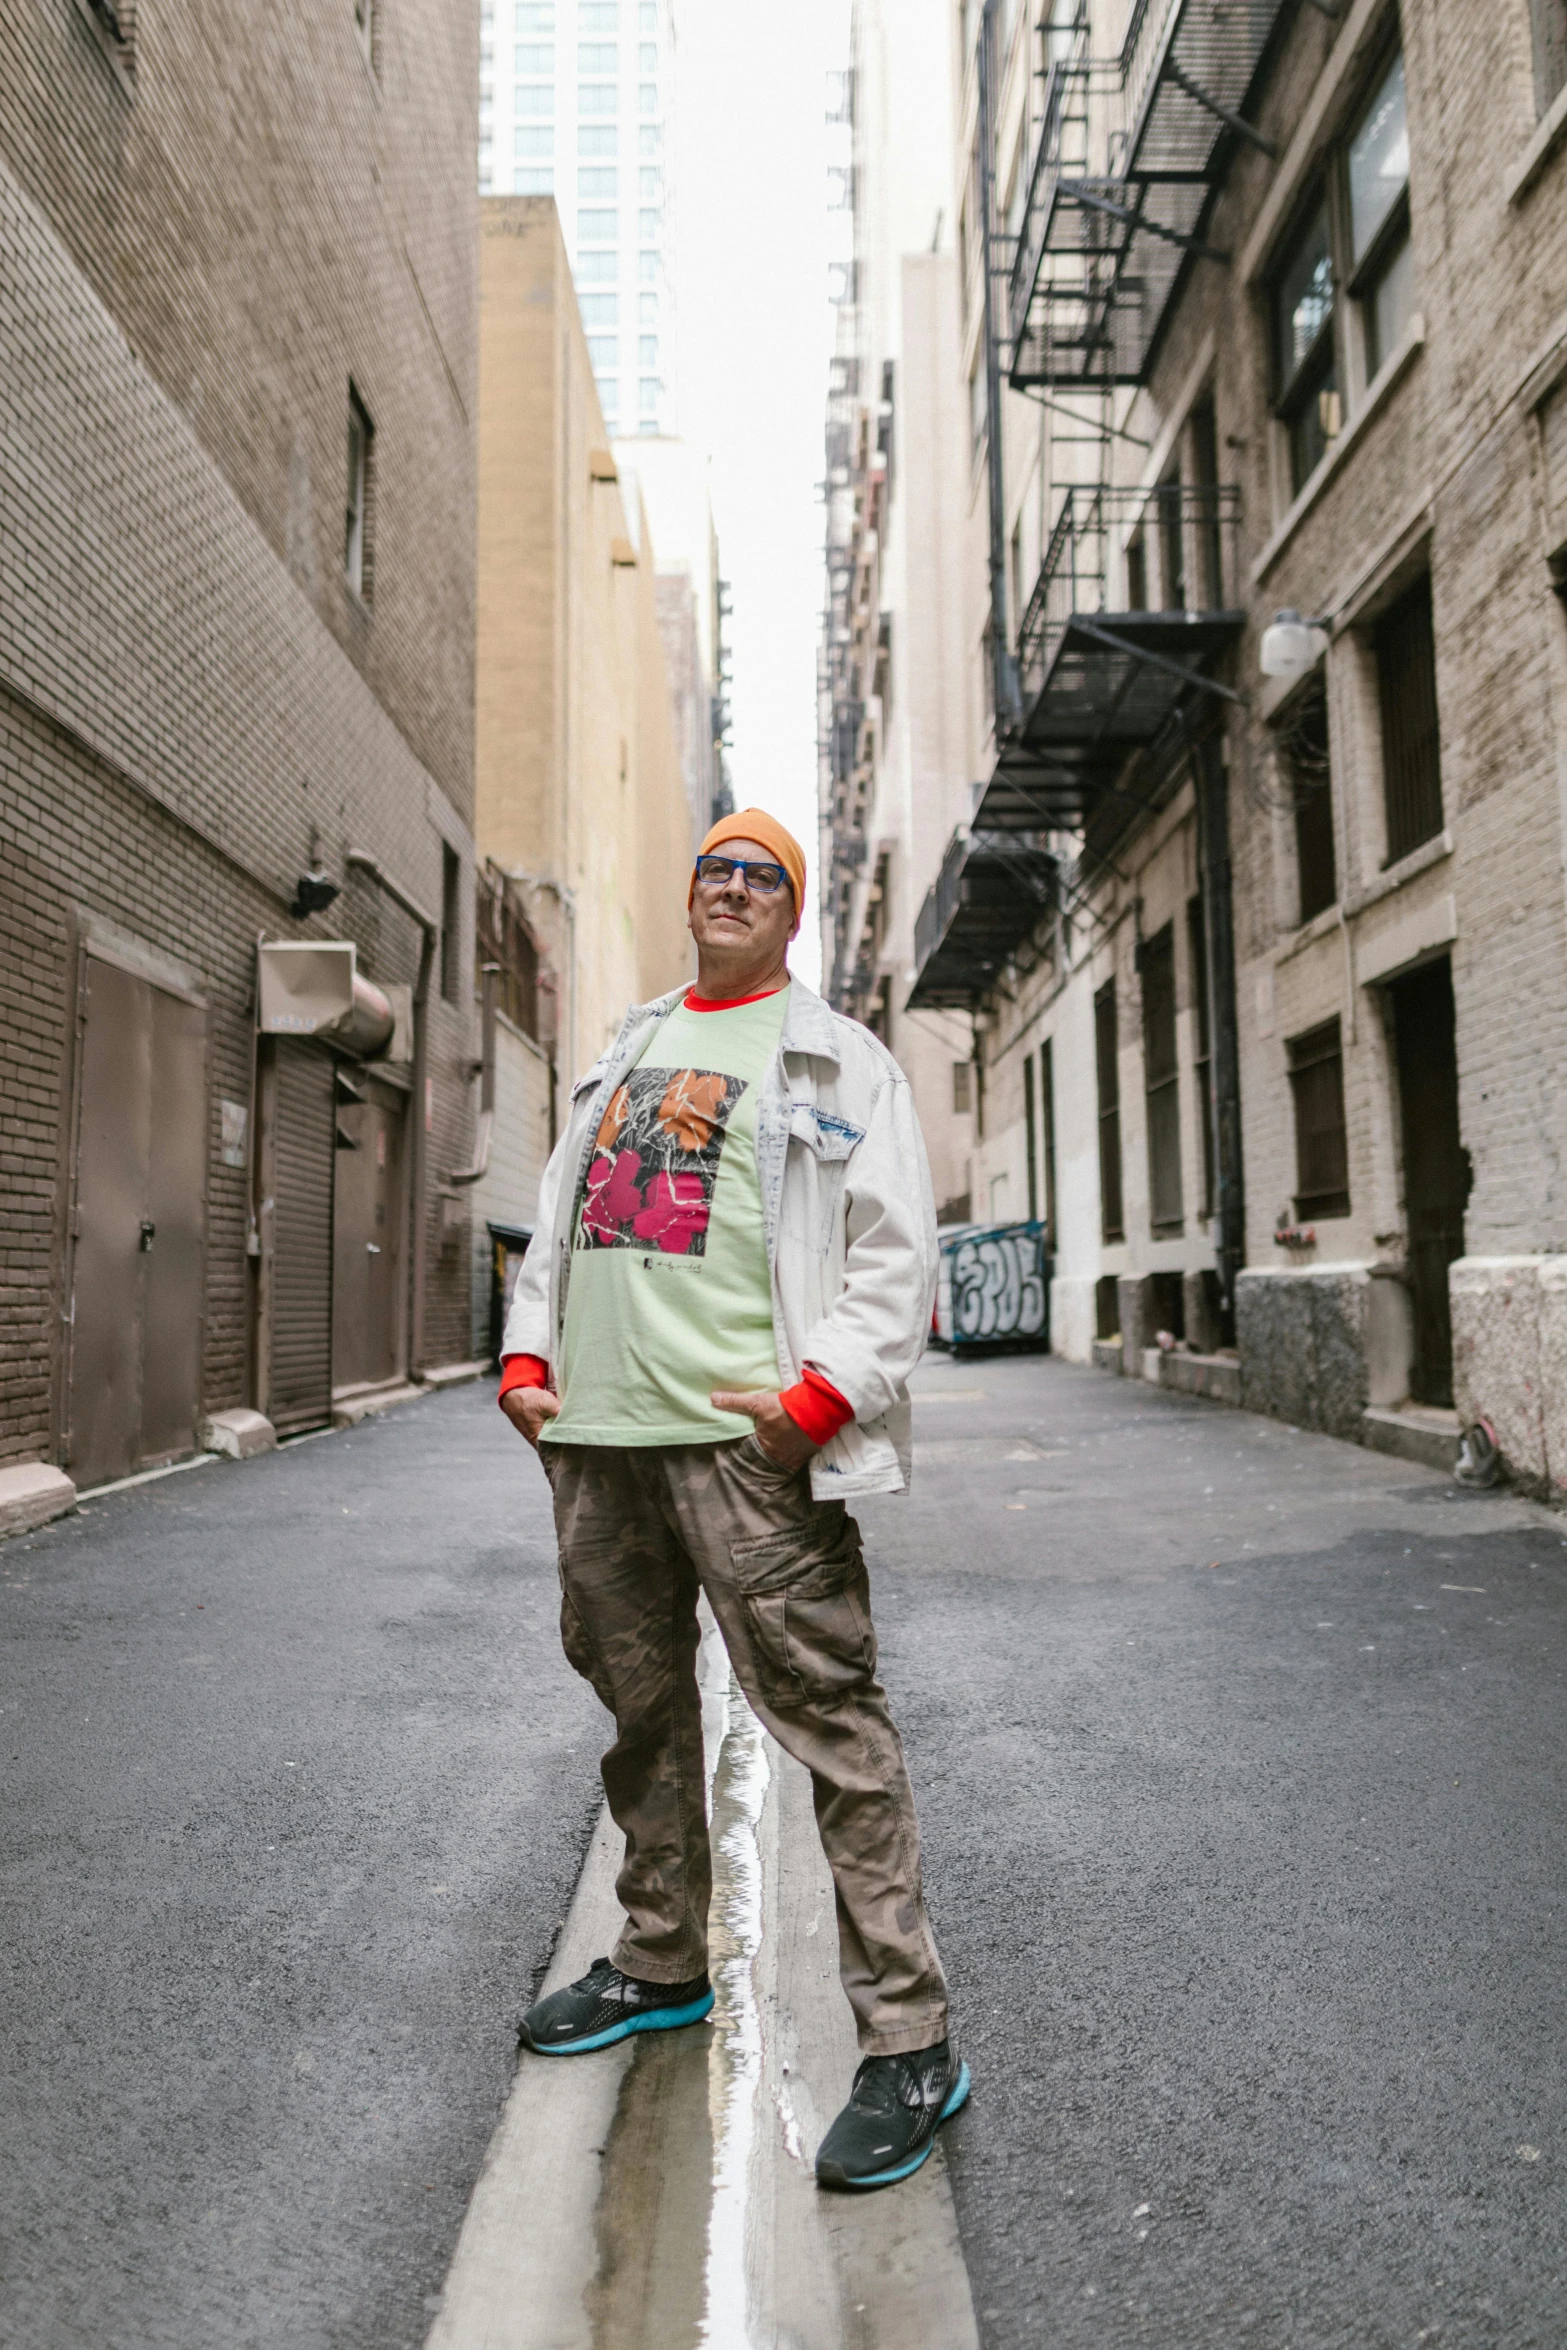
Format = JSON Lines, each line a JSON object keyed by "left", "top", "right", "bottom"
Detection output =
{"left": 0, "top": 0, "right": 479, "bottom": 1462}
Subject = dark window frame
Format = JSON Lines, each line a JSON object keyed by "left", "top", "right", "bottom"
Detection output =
{"left": 1278, "top": 669, "right": 1337, "bottom": 924}
{"left": 1140, "top": 923, "right": 1183, "bottom": 1237}
{"left": 1375, "top": 571, "right": 1443, "bottom": 866}
{"left": 1095, "top": 978, "right": 1123, "bottom": 1244}
{"left": 345, "top": 385, "right": 374, "bottom": 601}
{"left": 439, "top": 843, "right": 461, "bottom": 1004}
{"left": 1287, "top": 1016, "right": 1351, "bottom": 1221}
{"left": 1533, "top": 0, "right": 1567, "bottom": 117}
{"left": 1186, "top": 896, "right": 1214, "bottom": 1221}
{"left": 1040, "top": 1036, "right": 1058, "bottom": 1247}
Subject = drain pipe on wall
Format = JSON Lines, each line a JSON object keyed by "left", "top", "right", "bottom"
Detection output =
{"left": 346, "top": 850, "right": 437, "bottom": 1376}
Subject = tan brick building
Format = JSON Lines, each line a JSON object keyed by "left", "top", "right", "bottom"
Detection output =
{"left": 1, "top": 0, "right": 482, "bottom": 1497}
{"left": 469, "top": 198, "right": 696, "bottom": 1343}
{"left": 909, "top": 0, "right": 1567, "bottom": 1483}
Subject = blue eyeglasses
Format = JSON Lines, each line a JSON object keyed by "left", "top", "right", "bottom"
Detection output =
{"left": 693, "top": 854, "right": 792, "bottom": 898}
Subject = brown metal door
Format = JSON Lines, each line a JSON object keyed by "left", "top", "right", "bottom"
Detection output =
{"left": 1390, "top": 956, "right": 1469, "bottom": 1408}
{"left": 332, "top": 1073, "right": 405, "bottom": 1392}
{"left": 70, "top": 957, "right": 207, "bottom": 1485}
{"left": 71, "top": 958, "right": 152, "bottom": 1485}
{"left": 141, "top": 989, "right": 207, "bottom": 1462}
{"left": 269, "top": 1045, "right": 335, "bottom": 1435}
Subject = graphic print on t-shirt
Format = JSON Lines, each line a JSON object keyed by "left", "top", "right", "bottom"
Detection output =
{"left": 578, "top": 1067, "right": 747, "bottom": 1257}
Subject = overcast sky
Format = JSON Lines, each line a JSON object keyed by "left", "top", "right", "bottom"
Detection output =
{"left": 674, "top": 0, "right": 850, "bottom": 987}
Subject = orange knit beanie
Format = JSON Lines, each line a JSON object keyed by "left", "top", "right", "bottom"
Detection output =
{"left": 690, "top": 807, "right": 807, "bottom": 934}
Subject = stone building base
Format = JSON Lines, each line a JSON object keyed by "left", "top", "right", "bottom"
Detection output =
{"left": 1450, "top": 1256, "right": 1567, "bottom": 1500}
{"left": 1234, "top": 1264, "right": 1421, "bottom": 1443}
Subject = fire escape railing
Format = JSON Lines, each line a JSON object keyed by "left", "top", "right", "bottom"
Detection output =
{"left": 1008, "top": 0, "right": 1293, "bottom": 390}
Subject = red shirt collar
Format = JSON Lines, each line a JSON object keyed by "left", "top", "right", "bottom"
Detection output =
{"left": 683, "top": 982, "right": 790, "bottom": 1012}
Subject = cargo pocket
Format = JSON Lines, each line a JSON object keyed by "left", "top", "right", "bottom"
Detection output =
{"left": 559, "top": 1584, "right": 617, "bottom": 1714}
{"left": 729, "top": 1516, "right": 876, "bottom": 1710}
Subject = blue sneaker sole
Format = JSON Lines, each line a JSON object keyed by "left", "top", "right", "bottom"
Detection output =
{"left": 521, "top": 1988, "right": 715, "bottom": 2055}
{"left": 817, "top": 2059, "right": 972, "bottom": 2190}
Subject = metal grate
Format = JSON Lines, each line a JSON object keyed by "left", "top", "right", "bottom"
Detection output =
{"left": 1141, "top": 922, "right": 1183, "bottom": 1235}
{"left": 1095, "top": 977, "right": 1124, "bottom": 1243}
{"left": 1287, "top": 1017, "right": 1349, "bottom": 1221}
{"left": 1376, "top": 574, "right": 1443, "bottom": 866}
{"left": 909, "top": 830, "right": 1057, "bottom": 1009}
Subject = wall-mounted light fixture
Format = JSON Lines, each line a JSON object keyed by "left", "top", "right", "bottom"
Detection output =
{"left": 1259, "top": 609, "right": 1330, "bottom": 683}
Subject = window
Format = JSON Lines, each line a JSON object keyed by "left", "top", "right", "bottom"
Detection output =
{"left": 1157, "top": 468, "right": 1186, "bottom": 611}
{"left": 344, "top": 387, "right": 372, "bottom": 599}
{"left": 1186, "top": 898, "right": 1214, "bottom": 1220}
{"left": 476, "top": 875, "right": 542, "bottom": 1043}
{"left": 952, "top": 1061, "right": 972, "bottom": 1115}
{"left": 515, "top": 168, "right": 554, "bottom": 192}
{"left": 639, "top": 250, "right": 658, "bottom": 282}
{"left": 1376, "top": 572, "right": 1442, "bottom": 863}
{"left": 515, "top": 40, "right": 553, "bottom": 70}
{"left": 580, "top": 0, "right": 617, "bottom": 25}
{"left": 579, "top": 123, "right": 617, "bottom": 155}
{"left": 639, "top": 41, "right": 657, "bottom": 69}
{"left": 640, "top": 83, "right": 658, "bottom": 115}
{"left": 1124, "top": 528, "right": 1148, "bottom": 610}
{"left": 1095, "top": 979, "right": 1123, "bottom": 1243}
{"left": 1023, "top": 1053, "right": 1039, "bottom": 1222}
{"left": 639, "top": 376, "right": 659, "bottom": 412}
{"left": 1040, "top": 1039, "right": 1058, "bottom": 1244}
{"left": 516, "top": 83, "right": 554, "bottom": 113}
{"left": 517, "top": 2, "right": 555, "bottom": 23}
{"left": 580, "top": 292, "right": 618, "bottom": 325}
{"left": 1346, "top": 52, "right": 1413, "bottom": 376}
{"left": 580, "top": 83, "right": 618, "bottom": 114}
{"left": 587, "top": 336, "right": 618, "bottom": 369}
{"left": 639, "top": 291, "right": 658, "bottom": 324}
{"left": 639, "top": 335, "right": 657, "bottom": 367}
{"left": 1272, "top": 200, "right": 1339, "bottom": 496}
{"left": 1280, "top": 670, "right": 1336, "bottom": 922}
{"left": 639, "top": 208, "right": 661, "bottom": 240}
{"left": 578, "top": 209, "right": 618, "bottom": 240}
{"left": 639, "top": 166, "right": 661, "bottom": 198}
{"left": 639, "top": 124, "right": 660, "bottom": 156}
{"left": 1287, "top": 1018, "right": 1350, "bottom": 1219}
{"left": 515, "top": 125, "right": 553, "bottom": 157}
{"left": 440, "top": 844, "right": 461, "bottom": 1004}
{"left": 577, "top": 249, "right": 618, "bottom": 282}
{"left": 640, "top": 0, "right": 657, "bottom": 26}
{"left": 579, "top": 166, "right": 617, "bottom": 196}
{"left": 578, "top": 41, "right": 617, "bottom": 69}
{"left": 968, "top": 360, "right": 986, "bottom": 457}
{"left": 1532, "top": 0, "right": 1567, "bottom": 115}
{"left": 1191, "top": 398, "right": 1224, "bottom": 606}
{"left": 596, "top": 381, "right": 618, "bottom": 422}
{"left": 1141, "top": 924, "right": 1183, "bottom": 1236}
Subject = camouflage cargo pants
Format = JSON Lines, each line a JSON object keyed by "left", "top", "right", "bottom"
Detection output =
{"left": 540, "top": 1434, "right": 949, "bottom": 2055}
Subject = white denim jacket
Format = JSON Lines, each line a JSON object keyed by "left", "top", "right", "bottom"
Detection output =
{"left": 501, "top": 976, "right": 938, "bottom": 1499}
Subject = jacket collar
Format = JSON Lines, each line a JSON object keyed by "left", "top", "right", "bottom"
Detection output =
{"left": 615, "top": 972, "right": 843, "bottom": 1066}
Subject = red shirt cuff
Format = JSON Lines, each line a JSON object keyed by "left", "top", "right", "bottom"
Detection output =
{"left": 498, "top": 1352, "right": 550, "bottom": 1402}
{"left": 778, "top": 1366, "right": 854, "bottom": 1447}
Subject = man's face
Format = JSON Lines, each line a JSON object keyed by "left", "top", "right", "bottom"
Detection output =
{"left": 688, "top": 837, "right": 798, "bottom": 963}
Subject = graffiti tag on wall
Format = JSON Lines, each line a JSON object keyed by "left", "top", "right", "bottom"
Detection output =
{"left": 940, "top": 1221, "right": 1049, "bottom": 1348}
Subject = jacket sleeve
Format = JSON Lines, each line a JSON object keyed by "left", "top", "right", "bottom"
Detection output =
{"left": 499, "top": 1121, "right": 574, "bottom": 1364}
{"left": 797, "top": 1067, "right": 938, "bottom": 1423}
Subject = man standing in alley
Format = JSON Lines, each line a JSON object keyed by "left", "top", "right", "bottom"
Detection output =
{"left": 496, "top": 807, "right": 967, "bottom": 2192}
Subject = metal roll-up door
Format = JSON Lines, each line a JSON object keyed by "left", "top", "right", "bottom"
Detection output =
{"left": 269, "top": 1044, "right": 335, "bottom": 1435}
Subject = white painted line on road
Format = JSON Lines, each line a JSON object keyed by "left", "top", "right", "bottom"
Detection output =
{"left": 426, "top": 1609, "right": 979, "bottom": 2350}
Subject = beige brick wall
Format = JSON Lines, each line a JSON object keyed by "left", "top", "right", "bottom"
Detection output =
{"left": 476, "top": 200, "right": 694, "bottom": 1083}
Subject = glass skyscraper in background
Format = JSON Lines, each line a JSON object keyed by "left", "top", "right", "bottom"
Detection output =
{"left": 478, "top": 0, "right": 674, "bottom": 438}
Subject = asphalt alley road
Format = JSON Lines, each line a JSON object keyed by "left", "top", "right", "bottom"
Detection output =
{"left": 8, "top": 1361, "right": 1567, "bottom": 2350}
{"left": 0, "top": 1386, "right": 603, "bottom": 2350}
{"left": 872, "top": 1353, "right": 1567, "bottom": 2350}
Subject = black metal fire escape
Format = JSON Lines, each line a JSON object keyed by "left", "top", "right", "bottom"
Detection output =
{"left": 909, "top": 0, "right": 1299, "bottom": 1311}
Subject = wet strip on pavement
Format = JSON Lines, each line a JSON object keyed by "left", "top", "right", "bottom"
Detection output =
{"left": 427, "top": 1608, "right": 980, "bottom": 2350}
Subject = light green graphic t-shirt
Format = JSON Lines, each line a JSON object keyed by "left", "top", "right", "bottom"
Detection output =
{"left": 543, "top": 987, "right": 790, "bottom": 1446}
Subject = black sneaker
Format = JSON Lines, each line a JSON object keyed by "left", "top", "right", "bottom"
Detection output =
{"left": 517, "top": 1956, "right": 714, "bottom": 2056}
{"left": 815, "top": 2038, "right": 970, "bottom": 2190}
